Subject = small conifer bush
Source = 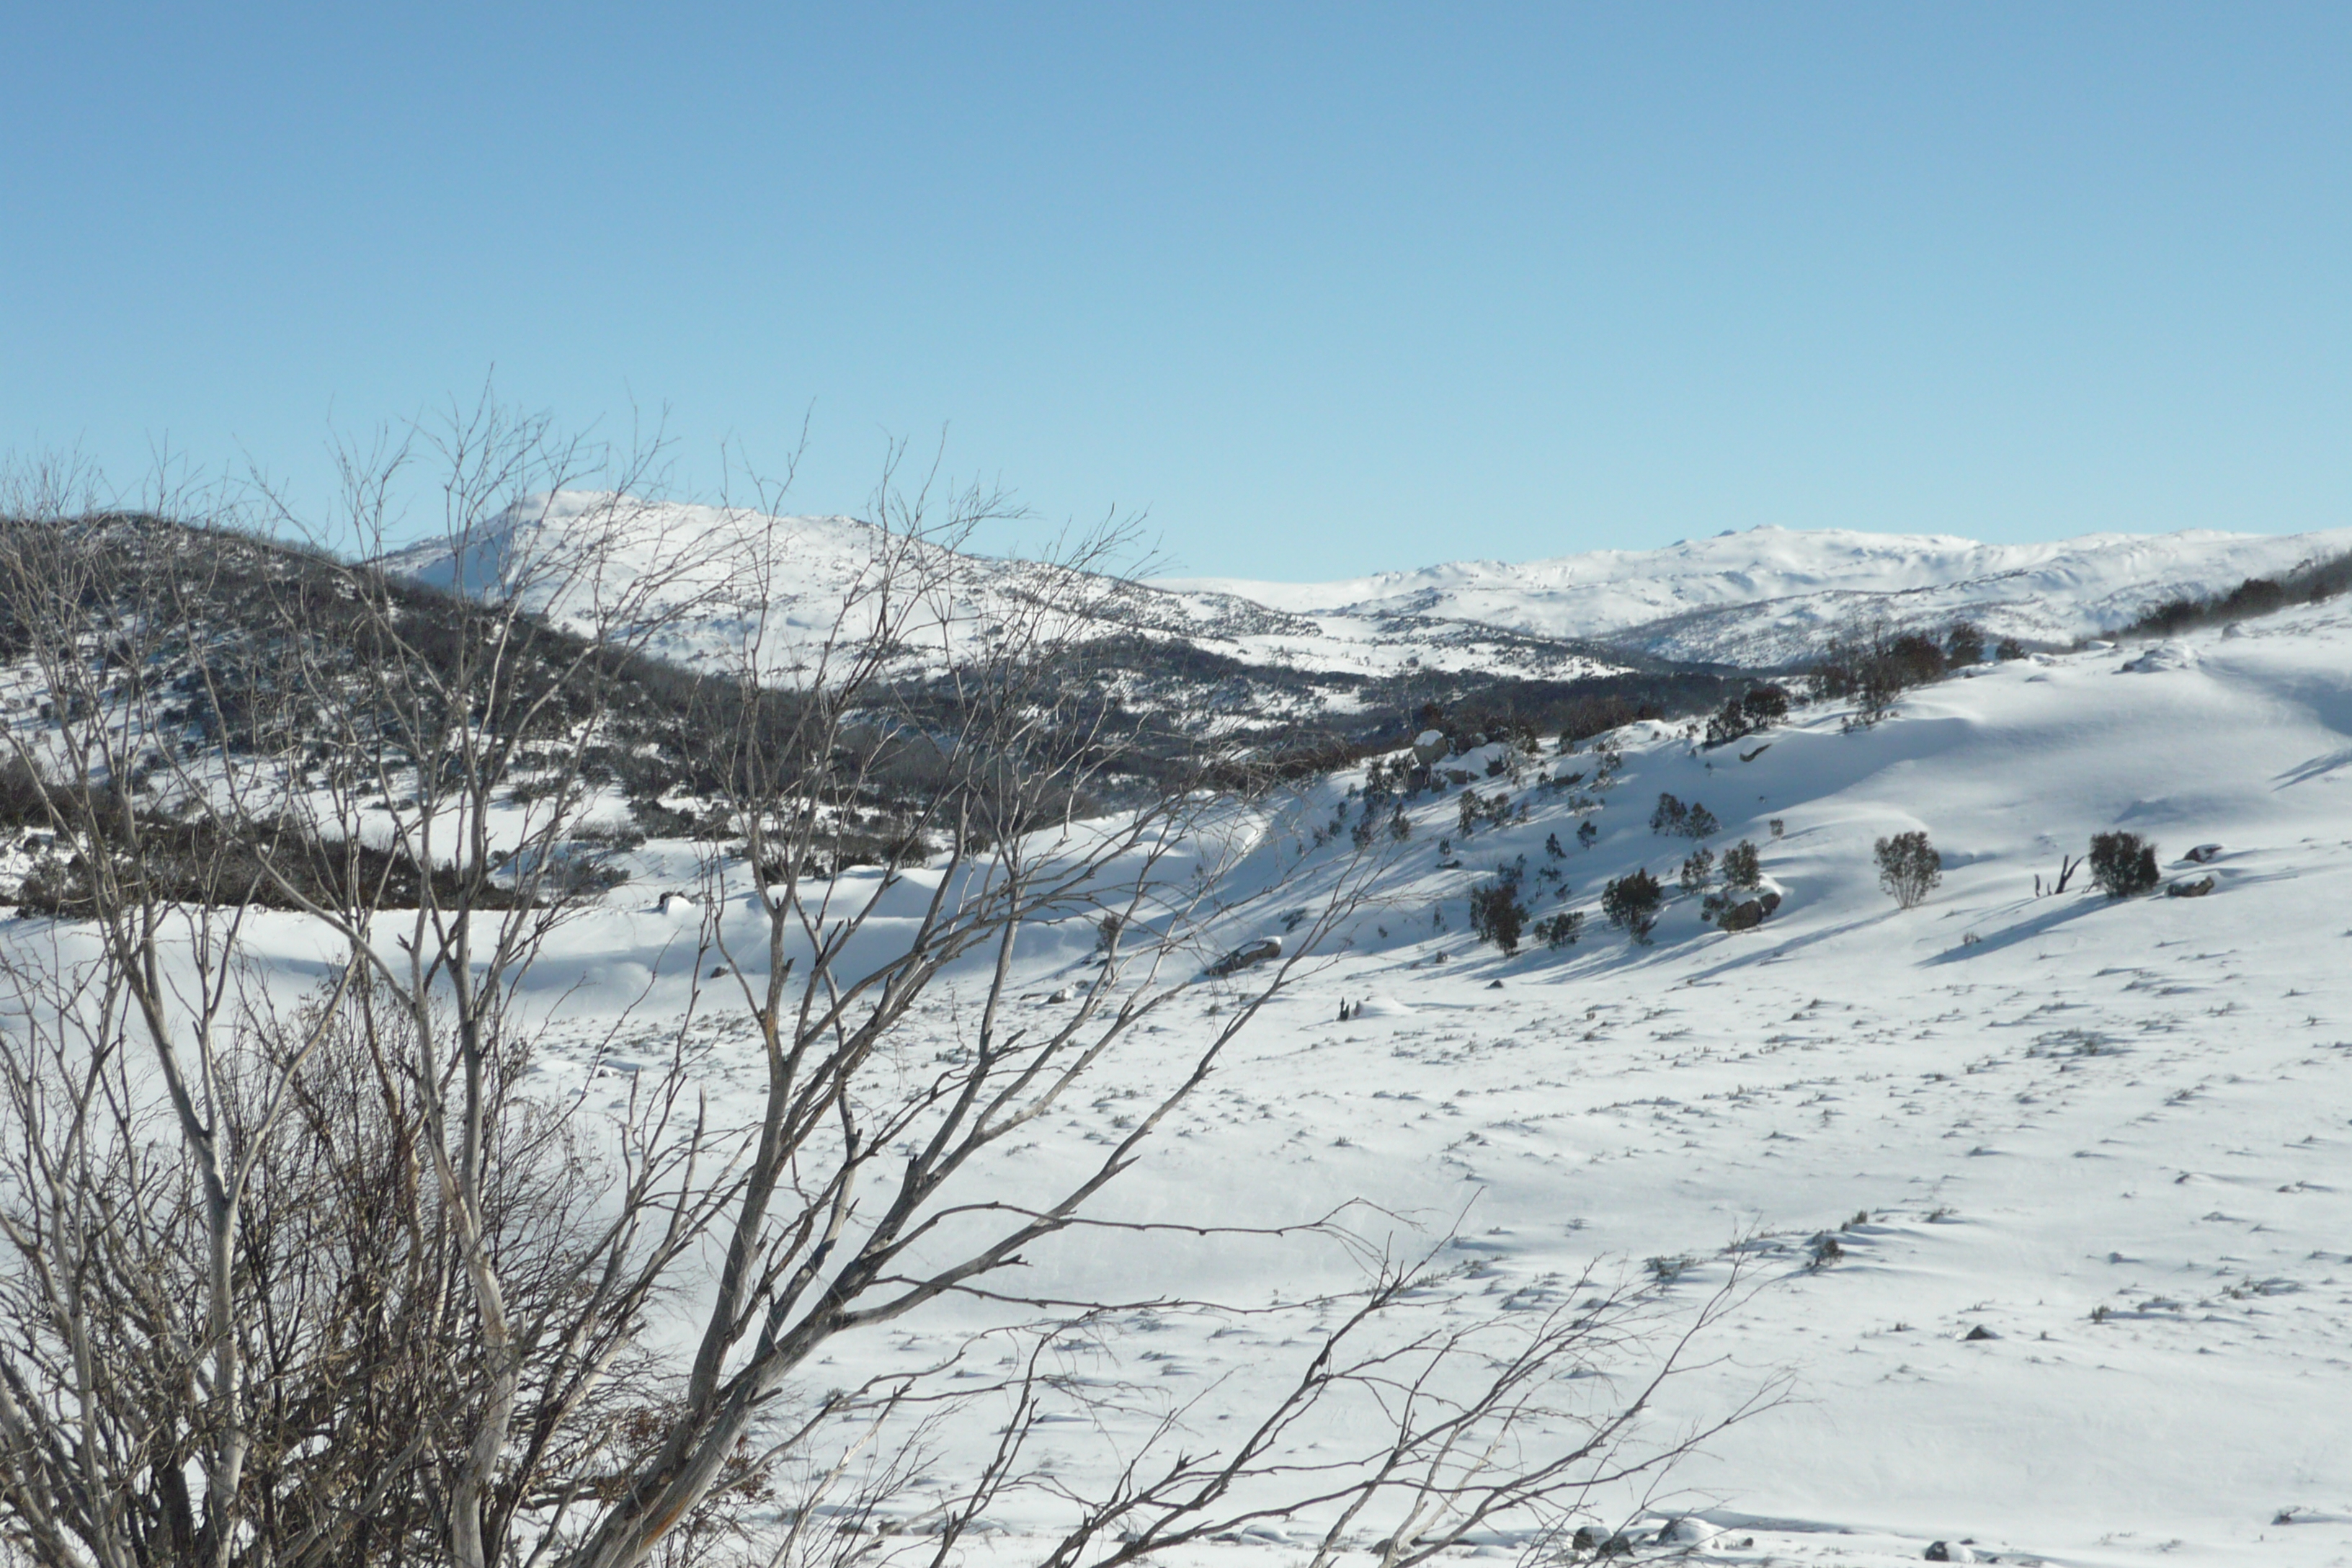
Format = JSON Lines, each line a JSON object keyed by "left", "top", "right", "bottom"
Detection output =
{"left": 2088, "top": 831, "right": 2160, "bottom": 898}
{"left": 1601, "top": 869, "right": 1665, "bottom": 944}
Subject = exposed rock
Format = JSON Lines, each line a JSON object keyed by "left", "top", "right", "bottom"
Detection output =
{"left": 2168, "top": 876, "right": 2216, "bottom": 899}
{"left": 2184, "top": 842, "right": 2223, "bottom": 863}
{"left": 1206, "top": 937, "right": 1282, "bottom": 977}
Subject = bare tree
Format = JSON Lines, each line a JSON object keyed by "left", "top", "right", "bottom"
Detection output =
{"left": 0, "top": 422, "right": 1768, "bottom": 1568}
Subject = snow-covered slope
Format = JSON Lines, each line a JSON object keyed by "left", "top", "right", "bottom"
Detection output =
{"left": 385, "top": 498, "right": 2351, "bottom": 689}
{"left": 1163, "top": 523, "right": 2352, "bottom": 666}
{"left": 50, "top": 592, "right": 2348, "bottom": 1565}
{"left": 376, "top": 491, "right": 1634, "bottom": 690}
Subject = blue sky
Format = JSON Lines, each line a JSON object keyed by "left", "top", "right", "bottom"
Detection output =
{"left": 4, "top": 4, "right": 2347, "bottom": 577}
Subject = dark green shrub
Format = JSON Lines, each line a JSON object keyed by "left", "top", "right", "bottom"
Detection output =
{"left": 1468, "top": 873, "right": 1529, "bottom": 956}
{"left": 1874, "top": 830, "right": 1942, "bottom": 909}
{"left": 1601, "top": 869, "right": 1664, "bottom": 944}
{"left": 0, "top": 756, "right": 49, "bottom": 826}
{"left": 1652, "top": 795, "right": 1717, "bottom": 838}
{"left": 2088, "top": 831, "right": 2159, "bottom": 898}
{"left": 1533, "top": 911, "right": 1584, "bottom": 950}
{"left": 1720, "top": 839, "right": 1761, "bottom": 891}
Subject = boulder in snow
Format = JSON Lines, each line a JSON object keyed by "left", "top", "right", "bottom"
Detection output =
{"left": 2167, "top": 875, "right": 2216, "bottom": 899}
{"left": 1412, "top": 730, "right": 1448, "bottom": 767}
{"left": 1206, "top": 937, "right": 1282, "bottom": 977}
{"left": 2184, "top": 842, "right": 2222, "bottom": 863}
{"left": 1718, "top": 899, "right": 1767, "bottom": 932}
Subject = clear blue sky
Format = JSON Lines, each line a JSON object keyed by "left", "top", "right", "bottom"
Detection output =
{"left": 4, "top": 4, "right": 2347, "bottom": 578}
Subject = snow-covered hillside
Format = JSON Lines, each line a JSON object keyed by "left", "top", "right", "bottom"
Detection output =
{"left": 388, "top": 498, "right": 2352, "bottom": 687}
{"left": 53, "top": 589, "right": 2343, "bottom": 1565}
{"left": 1164, "top": 523, "right": 2352, "bottom": 666}
{"left": 376, "top": 491, "right": 1634, "bottom": 691}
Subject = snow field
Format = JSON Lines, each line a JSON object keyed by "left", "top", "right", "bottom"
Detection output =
{"left": 493, "top": 601, "right": 2352, "bottom": 1562}
{"left": 11, "top": 580, "right": 2352, "bottom": 1564}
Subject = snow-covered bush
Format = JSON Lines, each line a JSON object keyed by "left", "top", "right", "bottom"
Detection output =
{"left": 1874, "top": 830, "right": 1943, "bottom": 910}
{"left": 2089, "top": 831, "right": 2160, "bottom": 898}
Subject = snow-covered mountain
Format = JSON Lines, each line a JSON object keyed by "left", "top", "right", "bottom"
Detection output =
{"left": 1162, "top": 522, "right": 2352, "bottom": 666}
{"left": 389, "top": 499, "right": 2351, "bottom": 689}
{"left": 376, "top": 492, "right": 1637, "bottom": 693}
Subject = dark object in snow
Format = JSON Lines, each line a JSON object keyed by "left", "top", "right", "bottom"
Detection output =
{"left": 2184, "top": 842, "right": 2223, "bottom": 863}
{"left": 1876, "top": 830, "right": 1943, "bottom": 909}
{"left": 1601, "top": 868, "right": 1665, "bottom": 943}
{"left": 1487, "top": 979, "right": 1505, "bottom": 989}
{"left": 708, "top": 966, "right": 729, "bottom": 979}
{"left": 1717, "top": 899, "right": 1768, "bottom": 932}
{"left": 1206, "top": 937, "right": 1281, "bottom": 977}
{"left": 1923, "top": 1543, "right": 1983, "bottom": 1562}
{"left": 2167, "top": 875, "right": 2216, "bottom": 899}
{"left": 2088, "top": 830, "right": 2160, "bottom": 898}
{"left": 1963, "top": 1324, "right": 1999, "bottom": 1341}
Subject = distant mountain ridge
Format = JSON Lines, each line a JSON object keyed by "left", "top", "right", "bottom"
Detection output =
{"left": 1159, "top": 522, "right": 2352, "bottom": 665}
{"left": 376, "top": 492, "right": 1643, "bottom": 707}
{"left": 378, "top": 500, "right": 2352, "bottom": 747}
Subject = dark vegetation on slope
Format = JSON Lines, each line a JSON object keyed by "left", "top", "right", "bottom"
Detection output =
{"left": 1, "top": 513, "right": 1758, "bottom": 899}
{"left": 2113, "top": 546, "right": 2352, "bottom": 640}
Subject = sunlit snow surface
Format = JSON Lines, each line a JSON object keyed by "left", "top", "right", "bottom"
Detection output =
{"left": 377, "top": 491, "right": 1635, "bottom": 687}
{"left": 19, "top": 595, "right": 2352, "bottom": 1565}
{"left": 387, "top": 496, "right": 2352, "bottom": 682}
{"left": 1164, "top": 522, "right": 2352, "bottom": 665}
